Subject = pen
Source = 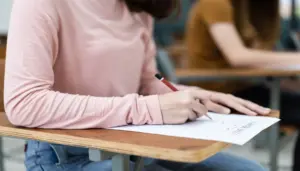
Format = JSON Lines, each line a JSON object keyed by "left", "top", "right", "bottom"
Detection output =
{"left": 155, "top": 74, "right": 212, "bottom": 120}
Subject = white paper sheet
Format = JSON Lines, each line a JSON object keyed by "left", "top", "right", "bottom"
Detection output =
{"left": 110, "top": 113, "right": 280, "bottom": 145}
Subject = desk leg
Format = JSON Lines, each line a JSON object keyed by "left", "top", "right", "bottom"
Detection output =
{"left": 112, "top": 154, "right": 130, "bottom": 171}
{"left": 133, "top": 157, "right": 144, "bottom": 171}
{"left": 91, "top": 150, "right": 144, "bottom": 171}
{"left": 253, "top": 130, "right": 267, "bottom": 149}
{"left": 269, "top": 78, "right": 280, "bottom": 171}
{"left": 111, "top": 155, "right": 145, "bottom": 171}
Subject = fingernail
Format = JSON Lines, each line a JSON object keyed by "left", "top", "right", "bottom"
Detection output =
{"left": 264, "top": 108, "right": 271, "bottom": 113}
{"left": 224, "top": 109, "right": 231, "bottom": 114}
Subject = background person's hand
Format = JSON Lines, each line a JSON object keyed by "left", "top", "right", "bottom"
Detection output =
{"left": 158, "top": 90, "right": 208, "bottom": 124}
{"left": 189, "top": 88, "right": 271, "bottom": 116}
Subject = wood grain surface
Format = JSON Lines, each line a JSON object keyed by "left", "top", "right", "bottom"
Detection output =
{"left": 0, "top": 111, "right": 279, "bottom": 163}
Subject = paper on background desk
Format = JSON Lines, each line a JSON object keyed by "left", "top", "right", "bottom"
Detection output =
{"left": 264, "top": 65, "right": 300, "bottom": 70}
{"left": 110, "top": 113, "right": 280, "bottom": 145}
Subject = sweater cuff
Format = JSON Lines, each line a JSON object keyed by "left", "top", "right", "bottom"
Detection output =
{"left": 144, "top": 95, "right": 163, "bottom": 125}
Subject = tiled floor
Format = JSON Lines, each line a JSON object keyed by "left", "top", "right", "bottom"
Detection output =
{"left": 1, "top": 135, "right": 297, "bottom": 171}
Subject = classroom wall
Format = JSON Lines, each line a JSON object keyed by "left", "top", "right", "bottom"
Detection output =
{"left": 0, "top": 0, "right": 12, "bottom": 34}
{"left": 0, "top": 0, "right": 11, "bottom": 59}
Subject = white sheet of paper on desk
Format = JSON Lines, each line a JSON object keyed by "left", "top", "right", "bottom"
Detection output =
{"left": 110, "top": 113, "right": 280, "bottom": 145}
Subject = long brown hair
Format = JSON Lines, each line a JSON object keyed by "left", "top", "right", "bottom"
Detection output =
{"left": 232, "top": 0, "right": 280, "bottom": 48}
{"left": 122, "top": 0, "right": 180, "bottom": 19}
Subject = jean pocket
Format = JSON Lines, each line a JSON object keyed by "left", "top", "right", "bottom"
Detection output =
{"left": 49, "top": 144, "right": 69, "bottom": 165}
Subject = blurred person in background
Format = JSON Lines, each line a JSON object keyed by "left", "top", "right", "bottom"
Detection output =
{"left": 186, "top": 0, "right": 300, "bottom": 170}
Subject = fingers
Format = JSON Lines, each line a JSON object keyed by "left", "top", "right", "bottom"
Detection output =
{"left": 210, "top": 94, "right": 258, "bottom": 116}
{"left": 185, "top": 89, "right": 271, "bottom": 116}
{"left": 188, "top": 111, "right": 198, "bottom": 121}
{"left": 233, "top": 97, "right": 271, "bottom": 115}
{"left": 190, "top": 100, "right": 208, "bottom": 117}
{"left": 202, "top": 100, "right": 231, "bottom": 114}
{"left": 189, "top": 89, "right": 211, "bottom": 101}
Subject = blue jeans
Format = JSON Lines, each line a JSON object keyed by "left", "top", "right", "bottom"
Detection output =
{"left": 25, "top": 140, "right": 266, "bottom": 171}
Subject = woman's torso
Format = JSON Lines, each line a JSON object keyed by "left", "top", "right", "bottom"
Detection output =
{"left": 51, "top": 0, "right": 152, "bottom": 97}
{"left": 24, "top": 0, "right": 153, "bottom": 169}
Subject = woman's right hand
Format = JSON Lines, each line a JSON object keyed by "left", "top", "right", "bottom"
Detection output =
{"left": 158, "top": 90, "right": 208, "bottom": 124}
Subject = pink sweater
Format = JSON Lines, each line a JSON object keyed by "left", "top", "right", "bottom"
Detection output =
{"left": 4, "top": 0, "right": 186, "bottom": 129}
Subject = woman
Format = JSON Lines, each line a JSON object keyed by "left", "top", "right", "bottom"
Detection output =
{"left": 186, "top": 0, "right": 300, "bottom": 170}
{"left": 4, "top": 0, "right": 269, "bottom": 171}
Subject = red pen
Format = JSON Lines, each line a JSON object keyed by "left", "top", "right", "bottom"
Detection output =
{"left": 155, "top": 74, "right": 212, "bottom": 120}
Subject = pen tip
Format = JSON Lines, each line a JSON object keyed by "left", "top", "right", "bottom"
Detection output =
{"left": 155, "top": 74, "right": 163, "bottom": 80}
{"left": 207, "top": 115, "right": 213, "bottom": 120}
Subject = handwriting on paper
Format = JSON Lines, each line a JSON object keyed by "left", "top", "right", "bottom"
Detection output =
{"left": 231, "top": 122, "right": 256, "bottom": 135}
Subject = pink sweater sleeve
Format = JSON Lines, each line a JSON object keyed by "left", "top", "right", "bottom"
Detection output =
{"left": 4, "top": 0, "right": 163, "bottom": 129}
{"left": 139, "top": 16, "right": 191, "bottom": 95}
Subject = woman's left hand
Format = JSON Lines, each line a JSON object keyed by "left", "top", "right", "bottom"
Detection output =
{"left": 190, "top": 88, "right": 271, "bottom": 116}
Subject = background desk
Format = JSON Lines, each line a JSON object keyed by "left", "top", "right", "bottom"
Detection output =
{"left": 176, "top": 68, "right": 300, "bottom": 82}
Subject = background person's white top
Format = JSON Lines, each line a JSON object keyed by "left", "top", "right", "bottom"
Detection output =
{"left": 0, "top": 0, "right": 13, "bottom": 35}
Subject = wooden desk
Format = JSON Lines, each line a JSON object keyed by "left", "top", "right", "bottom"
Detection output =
{"left": 0, "top": 112, "right": 228, "bottom": 163}
{"left": 0, "top": 111, "right": 279, "bottom": 171}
